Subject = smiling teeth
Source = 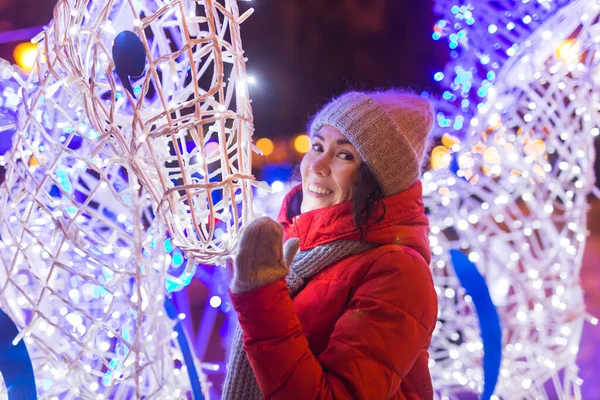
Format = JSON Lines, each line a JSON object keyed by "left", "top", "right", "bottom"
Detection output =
{"left": 308, "top": 184, "right": 332, "bottom": 195}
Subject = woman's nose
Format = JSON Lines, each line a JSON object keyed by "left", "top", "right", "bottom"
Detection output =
{"left": 309, "top": 153, "right": 331, "bottom": 176}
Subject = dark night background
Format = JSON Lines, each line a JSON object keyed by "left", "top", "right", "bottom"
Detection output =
{"left": 0, "top": 0, "right": 448, "bottom": 139}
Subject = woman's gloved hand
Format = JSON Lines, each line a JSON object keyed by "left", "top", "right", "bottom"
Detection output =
{"left": 230, "top": 216, "right": 300, "bottom": 294}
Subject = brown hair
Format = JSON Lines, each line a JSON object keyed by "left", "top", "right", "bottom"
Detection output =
{"left": 352, "top": 163, "right": 386, "bottom": 241}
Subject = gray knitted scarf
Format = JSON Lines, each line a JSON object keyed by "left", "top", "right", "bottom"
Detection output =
{"left": 222, "top": 239, "right": 377, "bottom": 400}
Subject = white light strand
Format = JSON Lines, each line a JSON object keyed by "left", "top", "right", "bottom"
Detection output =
{"left": 427, "top": 0, "right": 598, "bottom": 398}
{"left": 0, "top": 0, "right": 255, "bottom": 398}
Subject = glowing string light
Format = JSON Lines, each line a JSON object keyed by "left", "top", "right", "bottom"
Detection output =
{"left": 0, "top": 0, "right": 257, "bottom": 398}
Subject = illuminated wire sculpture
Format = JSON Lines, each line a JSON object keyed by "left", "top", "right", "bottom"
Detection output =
{"left": 426, "top": 0, "right": 600, "bottom": 398}
{"left": 0, "top": 0, "right": 255, "bottom": 398}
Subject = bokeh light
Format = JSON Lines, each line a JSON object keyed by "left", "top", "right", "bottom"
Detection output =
{"left": 293, "top": 134, "right": 311, "bottom": 153}
{"left": 256, "top": 138, "right": 274, "bottom": 156}
{"left": 556, "top": 38, "right": 579, "bottom": 60}
{"left": 430, "top": 145, "right": 451, "bottom": 170}
{"left": 13, "top": 42, "right": 38, "bottom": 71}
{"left": 209, "top": 296, "right": 222, "bottom": 308}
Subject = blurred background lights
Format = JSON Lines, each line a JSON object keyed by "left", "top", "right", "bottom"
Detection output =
{"left": 271, "top": 180, "right": 284, "bottom": 193}
{"left": 13, "top": 42, "right": 38, "bottom": 71}
{"left": 209, "top": 296, "right": 222, "bottom": 308}
{"left": 430, "top": 145, "right": 451, "bottom": 170}
{"left": 293, "top": 134, "right": 311, "bottom": 153}
{"left": 256, "top": 137, "right": 274, "bottom": 156}
{"left": 556, "top": 39, "right": 580, "bottom": 60}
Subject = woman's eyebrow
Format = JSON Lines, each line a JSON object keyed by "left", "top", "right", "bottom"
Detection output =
{"left": 313, "top": 134, "right": 351, "bottom": 146}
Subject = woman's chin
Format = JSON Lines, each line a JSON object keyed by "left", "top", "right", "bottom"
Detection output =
{"left": 301, "top": 200, "right": 330, "bottom": 214}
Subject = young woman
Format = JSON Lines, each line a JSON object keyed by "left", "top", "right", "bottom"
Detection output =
{"left": 223, "top": 90, "right": 438, "bottom": 400}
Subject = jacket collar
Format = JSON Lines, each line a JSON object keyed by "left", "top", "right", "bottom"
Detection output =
{"left": 277, "top": 181, "right": 431, "bottom": 264}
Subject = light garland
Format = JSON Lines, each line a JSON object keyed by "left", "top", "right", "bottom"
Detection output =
{"left": 0, "top": 0, "right": 255, "bottom": 398}
{"left": 427, "top": 0, "right": 599, "bottom": 398}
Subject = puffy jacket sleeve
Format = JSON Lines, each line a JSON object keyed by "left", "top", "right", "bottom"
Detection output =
{"left": 229, "top": 249, "right": 438, "bottom": 400}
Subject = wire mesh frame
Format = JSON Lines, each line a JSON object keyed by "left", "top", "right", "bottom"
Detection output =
{"left": 425, "top": 1, "right": 599, "bottom": 398}
{"left": 0, "top": 0, "right": 256, "bottom": 398}
{"left": 39, "top": 0, "right": 256, "bottom": 262}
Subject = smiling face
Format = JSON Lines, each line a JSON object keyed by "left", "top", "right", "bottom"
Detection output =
{"left": 300, "top": 125, "right": 363, "bottom": 213}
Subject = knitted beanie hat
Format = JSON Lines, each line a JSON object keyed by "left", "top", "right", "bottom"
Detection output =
{"left": 309, "top": 90, "right": 434, "bottom": 196}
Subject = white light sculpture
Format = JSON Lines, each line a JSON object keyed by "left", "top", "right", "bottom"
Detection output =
{"left": 0, "top": 0, "right": 255, "bottom": 398}
{"left": 426, "top": 0, "right": 599, "bottom": 398}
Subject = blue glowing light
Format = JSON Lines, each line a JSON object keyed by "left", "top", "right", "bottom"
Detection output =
{"left": 103, "top": 358, "right": 123, "bottom": 386}
{"left": 55, "top": 169, "right": 72, "bottom": 193}
{"left": 450, "top": 250, "right": 502, "bottom": 400}
{"left": 437, "top": 113, "right": 452, "bottom": 128}
{"left": 164, "top": 238, "right": 173, "bottom": 253}
{"left": 166, "top": 271, "right": 194, "bottom": 293}
{"left": 172, "top": 253, "right": 184, "bottom": 267}
{"left": 434, "top": 72, "right": 445, "bottom": 82}
{"left": 454, "top": 66, "right": 473, "bottom": 93}
{"left": 488, "top": 24, "right": 498, "bottom": 34}
{"left": 453, "top": 115, "right": 464, "bottom": 130}
{"left": 0, "top": 309, "right": 38, "bottom": 399}
{"left": 164, "top": 297, "right": 205, "bottom": 399}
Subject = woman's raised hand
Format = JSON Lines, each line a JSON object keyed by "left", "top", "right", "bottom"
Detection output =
{"left": 230, "top": 217, "right": 299, "bottom": 293}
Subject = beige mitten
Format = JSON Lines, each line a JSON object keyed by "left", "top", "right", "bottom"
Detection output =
{"left": 230, "top": 216, "right": 300, "bottom": 294}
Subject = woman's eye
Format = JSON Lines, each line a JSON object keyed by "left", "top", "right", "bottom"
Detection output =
{"left": 311, "top": 144, "right": 323, "bottom": 152}
{"left": 338, "top": 152, "right": 354, "bottom": 161}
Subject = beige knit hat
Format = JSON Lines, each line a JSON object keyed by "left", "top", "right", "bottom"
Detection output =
{"left": 309, "top": 90, "right": 434, "bottom": 196}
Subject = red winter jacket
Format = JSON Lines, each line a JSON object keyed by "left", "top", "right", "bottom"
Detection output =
{"left": 229, "top": 181, "right": 438, "bottom": 399}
